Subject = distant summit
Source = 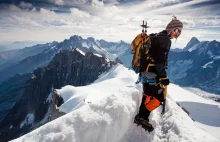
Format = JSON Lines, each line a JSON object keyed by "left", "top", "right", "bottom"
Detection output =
{"left": 183, "top": 37, "right": 200, "bottom": 51}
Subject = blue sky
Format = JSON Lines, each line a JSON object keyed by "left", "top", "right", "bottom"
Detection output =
{"left": 0, "top": 0, "right": 220, "bottom": 48}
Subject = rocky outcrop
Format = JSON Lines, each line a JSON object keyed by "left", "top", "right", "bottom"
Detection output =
{"left": 0, "top": 49, "right": 115, "bottom": 142}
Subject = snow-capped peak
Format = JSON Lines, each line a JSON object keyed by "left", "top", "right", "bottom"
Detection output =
{"left": 183, "top": 37, "right": 200, "bottom": 51}
{"left": 69, "top": 35, "right": 83, "bottom": 42}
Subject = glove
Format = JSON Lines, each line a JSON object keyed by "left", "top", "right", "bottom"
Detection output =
{"left": 159, "top": 76, "right": 170, "bottom": 86}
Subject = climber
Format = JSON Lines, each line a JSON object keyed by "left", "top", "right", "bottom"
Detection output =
{"left": 133, "top": 16, "right": 183, "bottom": 132}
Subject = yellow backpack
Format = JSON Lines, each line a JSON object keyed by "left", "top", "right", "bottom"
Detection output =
{"left": 131, "top": 33, "right": 151, "bottom": 73}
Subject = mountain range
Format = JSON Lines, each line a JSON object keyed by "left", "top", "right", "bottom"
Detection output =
{"left": 0, "top": 41, "right": 48, "bottom": 52}
{"left": 1, "top": 35, "right": 220, "bottom": 96}
{"left": 168, "top": 37, "right": 220, "bottom": 95}
{"left": 0, "top": 36, "right": 129, "bottom": 84}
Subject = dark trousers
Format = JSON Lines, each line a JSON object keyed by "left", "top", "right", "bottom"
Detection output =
{"left": 138, "top": 83, "right": 164, "bottom": 121}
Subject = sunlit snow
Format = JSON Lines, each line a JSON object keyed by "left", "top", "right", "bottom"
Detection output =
{"left": 11, "top": 64, "right": 220, "bottom": 142}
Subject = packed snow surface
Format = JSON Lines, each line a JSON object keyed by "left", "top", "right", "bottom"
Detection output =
{"left": 184, "top": 87, "right": 220, "bottom": 102}
{"left": 20, "top": 113, "right": 35, "bottom": 128}
{"left": 168, "top": 84, "right": 220, "bottom": 140}
{"left": 93, "top": 53, "right": 102, "bottom": 57}
{"left": 11, "top": 64, "right": 220, "bottom": 142}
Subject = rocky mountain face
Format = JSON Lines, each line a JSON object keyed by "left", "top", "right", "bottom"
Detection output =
{"left": 0, "top": 35, "right": 129, "bottom": 84}
{"left": 168, "top": 38, "right": 220, "bottom": 94}
{"left": 0, "top": 49, "right": 116, "bottom": 142}
{"left": 0, "top": 73, "right": 32, "bottom": 136}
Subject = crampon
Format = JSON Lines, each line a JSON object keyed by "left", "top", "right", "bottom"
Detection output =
{"left": 134, "top": 116, "right": 154, "bottom": 132}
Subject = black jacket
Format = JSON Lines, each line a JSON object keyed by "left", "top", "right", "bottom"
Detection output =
{"left": 148, "top": 30, "right": 171, "bottom": 77}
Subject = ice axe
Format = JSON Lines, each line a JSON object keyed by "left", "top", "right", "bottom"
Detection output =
{"left": 140, "top": 20, "right": 150, "bottom": 35}
{"left": 161, "top": 85, "right": 168, "bottom": 114}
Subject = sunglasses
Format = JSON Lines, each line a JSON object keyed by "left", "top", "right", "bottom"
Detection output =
{"left": 174, "top": 28, "right": 182, "bottom": 34}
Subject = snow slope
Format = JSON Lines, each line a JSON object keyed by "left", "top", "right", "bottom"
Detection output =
{"left": 11, "top": 64, "right": 220, "bottom": 142}
{"left": 183, "top": 87, "right": 220, "bottom": 102}
{"left": 168, "top": 84, "right": 220, "bottom": 140}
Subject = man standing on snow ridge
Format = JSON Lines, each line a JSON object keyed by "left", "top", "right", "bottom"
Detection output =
{"left": 134, "top": 16, "right": 183, "bottom": 132}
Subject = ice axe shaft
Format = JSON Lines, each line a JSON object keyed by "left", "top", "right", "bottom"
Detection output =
{"left": 161, "top": 85, "right": 168, "bottom": 114}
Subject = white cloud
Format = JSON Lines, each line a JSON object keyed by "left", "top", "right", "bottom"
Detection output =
{"left": 181, "top": 19, "right": 195, "bottom": 27}
{"left": 202, "top": 17, "right": 220, "bottom": 26}
{"left": 65, "top": 0, "right": 104, "bottom": 6}
{"left": 70, "top": 8, "right": 91, "bottom": 18}
{"left": 88, "top": 5, "right": 120, "bottom": 19}
{"left": 6, "top": 15, "right": 40, "bottom": 28}
{"left": 90, "top": 0, "right": 104, "bottom": 6}
{"left": 49, "top": 0, "right": 65, "bottom": 5}
{"left": 31, "top": 8, "right": 37, "bottom": 12}
{"left": 0, "top": 0, "right": 220, "bottom": 48}
{"left": 145, "top": 0, "right": 180, "bottom": 8}
{"left": 113, "top": 15, "right": 129, "bottom": 23}
{"left": 8, "top": 4, "right": 22, "bottom": 12}
{"left": 19, "top": 1, "right": 33, "bottom": 9}
{"left": 0, "top": 2, "right": 36, "bottom": 12}
{"left": 130, "top": 16, "right": 145, "bottom": 22}
{"left": 40, "top": 8, "right": 56, "bottom": 15}
{"left": 103, "top": 5, "right": 119, "bottom": 14}
{"left": 148, "top": 19, "right": 164, "bottom": 28}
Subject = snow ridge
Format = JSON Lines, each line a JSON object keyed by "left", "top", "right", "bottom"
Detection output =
{"left": 11, "top": 65, "right": 220, "bottom": 142}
